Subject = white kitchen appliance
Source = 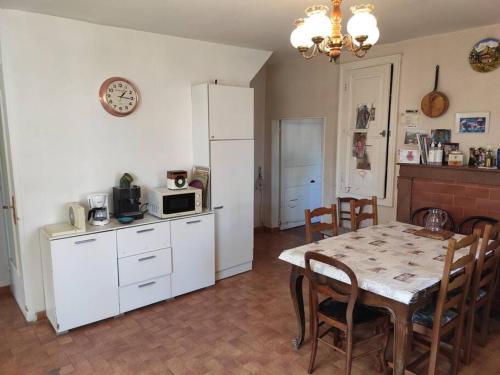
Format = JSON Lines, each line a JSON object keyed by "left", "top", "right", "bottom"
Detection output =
{"left": 68, "top": 202, "right": 86, "bottom": 231}
{"left": 192, "top": 83, "right": 254, "bottom": 280}
{"left": 148, "top": 186, "right": 202, "bottom": 219}
{"left": 87, "top": 193, "right": 110, "bottom": 226}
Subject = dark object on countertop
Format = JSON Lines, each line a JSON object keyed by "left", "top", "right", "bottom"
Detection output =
{"left": 117, "top": 216, "right": 135, "bottom": 224}
{"left": 119, "top": 173, "right": 134, "bottom": 188}
{"left": 113, "top": 185, "right": 144, "bottom": 220}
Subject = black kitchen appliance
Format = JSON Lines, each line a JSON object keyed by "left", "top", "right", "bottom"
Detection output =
{"left": 113, "top": 185, "right": 144, "bottom": 220}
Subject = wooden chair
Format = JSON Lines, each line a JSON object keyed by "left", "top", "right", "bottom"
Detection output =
{"left": 304, "top": 251, "right": 390, "bottom": 375}
{"left": 456, "top": 216, "right": 498, "bottom": 235}
{"left": 463, "top": 224, "right": 500, "bottom": 364}
{"left": 337, "top": 197, "right": 357, "bottom": 229}
{"left": 409, "top": 231, "right": 479, "bottom": 375}
{"left": 349, "top": 196, "right": 378, "bottom": 231}
{"left": 411, "top": 207, "right": 455, "bottom": 231}
{"left": 305, "top": 205, "right": 338, "bottom": 243}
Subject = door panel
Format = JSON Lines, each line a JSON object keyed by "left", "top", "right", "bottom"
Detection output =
{"left": 341, "top": 64, "right": 392, "bottom": 199}
{"left": 208, "top": 85, "right": 253, "bottom": 140}
{"left": 210, "top": 140, "right": 253, "bottom": 272}
{"left": 280, "top": 119, "right": 323, "bottom": 230}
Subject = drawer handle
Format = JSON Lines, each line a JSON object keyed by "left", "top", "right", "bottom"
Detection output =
{"left": 74, "top": 238, "right": 96, "bottom": 245}
{"left": 136, "top": 228, "right": 155, "bottom": 234}
{"left": 213, "top": 206, "right": 224, "bottom": 210}
{"left": 138, "top": 255, "right": 156, "bottom": 262}
{"left": 186, "top": 220, "right": 201, "bottom": 224}
{"left": 138, "top": 281, "right": 156, "bottom": 288}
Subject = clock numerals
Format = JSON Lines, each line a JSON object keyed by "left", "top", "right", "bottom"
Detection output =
{"left": 100, "top": 78, "right": 139, "bottom": 116}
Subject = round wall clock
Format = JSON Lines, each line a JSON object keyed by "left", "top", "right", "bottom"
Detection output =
{"left": 469, "top": 38, "right": 500, "bottom": 73}
{"left": 99, "top": 77, "right": 140, "bottom": 116}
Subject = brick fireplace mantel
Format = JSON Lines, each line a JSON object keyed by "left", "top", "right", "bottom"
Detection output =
{"left": 397, "top": 164, "right": 500, "bottom": 224}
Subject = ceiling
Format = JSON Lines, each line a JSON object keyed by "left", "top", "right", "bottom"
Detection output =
{"left": 1, "top": 0, "right": 499, "bottom": 54}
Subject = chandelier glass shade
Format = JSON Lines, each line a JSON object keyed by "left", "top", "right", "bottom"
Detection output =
{"left": 290, "top": 1, "right": 380, "bottom": 62}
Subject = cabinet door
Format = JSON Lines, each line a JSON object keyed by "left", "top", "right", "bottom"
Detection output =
{"left": 51, "top": 231, "right": 119, "bottom": 331}
{"left": 208, "top": 85, "right": 254, "bottom": 140}
{"left": 211, "top": 140, "right": 254, "bottom": 273}
{"left": 171, "top": 214, "right": 215, "bottom": 296}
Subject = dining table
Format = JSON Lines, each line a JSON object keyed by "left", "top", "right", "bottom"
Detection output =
{"left": 279, "top": 221, "right": 467, "bottom": 375}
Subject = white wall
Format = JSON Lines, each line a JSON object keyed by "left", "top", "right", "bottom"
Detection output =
{"left": 263, "top": 23, "right": 500, "bottom": 225}
{"left": 0, "top": 9, "right": 271, "bottom": 317}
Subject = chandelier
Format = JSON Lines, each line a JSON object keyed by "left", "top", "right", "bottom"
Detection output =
{"left": 290, "top": 0, "right": 380, "bottom": 62}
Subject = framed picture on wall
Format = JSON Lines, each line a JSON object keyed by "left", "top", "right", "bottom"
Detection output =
{"left": 455, "top": 112, "right": 490, "bottom": 134}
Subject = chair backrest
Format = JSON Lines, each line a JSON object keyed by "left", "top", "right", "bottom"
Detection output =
{"left": 337, "top": 197, "right": 357, "bottom": 228}
{"left": 456, "top": 216, "right": 498, "bottom": 236}
{"left": 433, "top": 231, "right": 479, "bottom": 333}
{"left": 305, "top": 204, "right": 338, "bottom": 243}
{"left": 470, "top": 224, "right": 500, "bottom": 304}
{"left": 304, "top": 251, "right": 358, "bottom": 328}
{"left": 411, "top": 207, "right": 455, "bottom": 231}
{"left": 350, "top": 196, "right": 378, "bottom": 230}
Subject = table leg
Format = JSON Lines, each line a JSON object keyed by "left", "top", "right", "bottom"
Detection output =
{"left": 289, "top": 265, "right": 305, "bottom": 350}
{"left": 392, "top": 305, "right": 412, "bottom": 375}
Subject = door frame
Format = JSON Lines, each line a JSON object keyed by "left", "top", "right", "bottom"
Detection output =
{"left": 336, "top": 54, "right": 401, "bottom": 207}
{"left": 270, "top": 117, "right": 326, "bottom": 230}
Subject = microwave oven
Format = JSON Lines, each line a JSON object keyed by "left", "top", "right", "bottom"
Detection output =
{"left": 148, "top": 186, "right": 202, "bottom": 219}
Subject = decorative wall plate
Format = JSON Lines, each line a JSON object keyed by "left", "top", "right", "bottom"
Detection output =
{"left": 469, "top": 38, "right": 500, "bottom": 73}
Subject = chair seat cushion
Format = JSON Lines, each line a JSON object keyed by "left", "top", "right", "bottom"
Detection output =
{"left": 412, "top": 304, "right": 458, "bottom": 328}
{"left": 319, "top": 298, "right": 387, "bottom": 325}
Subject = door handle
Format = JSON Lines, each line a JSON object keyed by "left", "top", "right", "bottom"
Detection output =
{"left": 138, "top": 281, "right": 156, "bottom": 288}
{"left": 310, "top": 180, "right": 316, "bottom": 183}
{"left": 136, "top": 228, "right": 155, "bottom": 234}
{"left": 186, "top": 220, "right": 201, "bottom": 224}
{"left": 289, "top": 199, "right": 298, "bottom": 202}
{"left": 74, "top": 238, "right": 97, "bottom": 245}
{"left": 379, "top": 130, "right": 387, "bottom": 137}
{"left": 4, "top": 196, "right": 18, "bottom": 225}
{"left": 213, "top": 206, "right": 224, "bottom": 210}
{"left": 138, "top": 255, "right": 156, "bottom": 262}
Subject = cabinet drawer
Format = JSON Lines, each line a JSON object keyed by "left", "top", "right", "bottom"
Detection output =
{"left": 118, "top": 248, "right": 172, "bottom": 287}
{"left": 117, "top": 222, "right": 170, "bottom": 258}
{"left": 119, "top": 275, "right": 171, "bottom": 313}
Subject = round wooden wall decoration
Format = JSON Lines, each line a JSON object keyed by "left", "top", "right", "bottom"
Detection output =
{"left": 99, "top": 77, "right": 140, "bottom": 116}
{"left": 421, "top": 65, "right": 449, "bottom": 118}
{"left": 469, "top": 38, "right": 500, "bottom": 73}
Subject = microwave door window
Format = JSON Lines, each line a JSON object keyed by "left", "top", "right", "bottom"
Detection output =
{"left": 163, "top": 193, "right": 195, "bottom": 214}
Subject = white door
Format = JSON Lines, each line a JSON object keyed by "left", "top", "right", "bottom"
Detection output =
{"left": 211, "top": 140, "right": 253, "bottom": 274}
{"left": 0, "top": 74, "right": 24, "bottom": 308}
{"left": 280, "top": 118, "right": 323, "bottom": 230}
{"left": 51, "top": 232, "right": 119, "bottom": 331}
{"left": 339, "top": 63, "right": 392, "bottom": 199}
{"left": 208, "top": 85, "right": 254, "bottom": 140}
{"left": 171, "top": 214, "right": 215, "bottom": 296}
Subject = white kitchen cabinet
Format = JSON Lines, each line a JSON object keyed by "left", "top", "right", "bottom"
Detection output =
{"left": 119, "top": 275, "right": 171, "bottom": 314}
{"left": 192, "top": 83, "right": 254, "bottom": 280}
{"left": 171, "top": 214, "right": 215, "bottom": 296}
{"left": 208, "top": 85, "right": 253, "bottom": 140}
{"left": 40, "top": 231, "right": 119, "bottom": 333}
{"left": 116, "top": 221, "right": 170, "bottom": 258}
{"left": 210, "top": 140, "right": 254, "bottom": 278}
{"left": 118, "top": 248, "right": 172, "bottom": 287}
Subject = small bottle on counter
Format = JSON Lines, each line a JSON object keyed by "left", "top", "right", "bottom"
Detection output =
{"left": 428, "top": 142, "right": 437, "bottom": 165}
{"left": 436, "top": 142, "right": 444, "bottom": 165}
{"left": 497, "top": 148, "right": 500, "bottom": 169}
{"left": 485, "top": 147, "right": 493, "bottom": 168}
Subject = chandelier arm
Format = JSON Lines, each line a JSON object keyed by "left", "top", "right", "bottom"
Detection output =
{"left": 301, "top": 44, "right": 320, "bottom": 60}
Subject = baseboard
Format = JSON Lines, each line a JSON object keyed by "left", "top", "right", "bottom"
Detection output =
{"left": 216, "top": 261, "right": 253, "bottom": 280}
{"left": 36, "top": 310, "right": 48, "bottom": 322}
{"left": 0, "top": 285, "right": 11, "bottom": 296}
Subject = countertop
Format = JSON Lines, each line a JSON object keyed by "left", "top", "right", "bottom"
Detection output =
{"left": 41, "top": 209, "right": 213, "bottom": 241}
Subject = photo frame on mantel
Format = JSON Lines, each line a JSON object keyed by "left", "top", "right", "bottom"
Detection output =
{"left": 455, "top": 112, "right": 490, "bottom": 134}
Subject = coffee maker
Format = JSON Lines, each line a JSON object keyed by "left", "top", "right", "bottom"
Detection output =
{"left": 87, "top": 193, "right": 110, "bottom": 226}
{"left": 113, "top": 185, "right": 144, "bottom": 220}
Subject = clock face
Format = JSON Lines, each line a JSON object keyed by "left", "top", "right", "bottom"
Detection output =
{"left": 99, "top": 77, "right": 139, "bottom": 116}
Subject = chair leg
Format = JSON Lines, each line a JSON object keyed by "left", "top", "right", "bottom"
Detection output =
{"left": 345, "top": 334, "right": 353, "bottom": 375}
{"left": 427, "top": 335, "right": 440, "bottom": 375}
{"left": 451, "top": 322, "right": 466, "bottom": 375}
{"left": 463, "top": 305, "right": 475, "bottom": 365}
{"left": 308, "top": 317, "right": 319, "bottom": 374}
{"left": 479, "top": 305, "right": 490, "bottom": 347}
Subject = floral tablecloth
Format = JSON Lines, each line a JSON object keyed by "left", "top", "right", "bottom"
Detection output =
{"left": 279, "top": 222, "right": 467, "bottom": 304}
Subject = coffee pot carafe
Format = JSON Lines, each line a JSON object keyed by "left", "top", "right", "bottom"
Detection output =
{"left": 87, "top": 193, "right": 110, "bottom": 226}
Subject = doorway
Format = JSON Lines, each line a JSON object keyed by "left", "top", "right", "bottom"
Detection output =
{"left": 278, "top": 118, "right": 324, "bottom": 230}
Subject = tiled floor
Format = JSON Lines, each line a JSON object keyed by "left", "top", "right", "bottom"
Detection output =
{"left": 1, "top": 227, "right": 500, "bottom": 374}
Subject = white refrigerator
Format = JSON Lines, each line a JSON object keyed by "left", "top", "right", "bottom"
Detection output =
{"left": 192, "top": 84, "right": 254, "bottom": 280}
